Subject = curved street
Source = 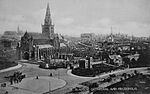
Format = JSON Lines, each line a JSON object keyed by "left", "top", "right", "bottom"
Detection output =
{"left": 0, "top": 61, "right": 96, "bottom": 94}
{"left": 0, "top": 61, "right": 149, "bottom": 94}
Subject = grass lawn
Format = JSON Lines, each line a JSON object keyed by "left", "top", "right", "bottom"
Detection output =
{"left": 0, "top": 60, "right": 18, "bottom": 70}
{"left": 12, "top": 76, "right": 66, "bottom": 93}
{"left": 72, "top": 63, "right": 119, "bottom": 77}
{"left": 94, "top": 74, "right": 150, "bottom": 94}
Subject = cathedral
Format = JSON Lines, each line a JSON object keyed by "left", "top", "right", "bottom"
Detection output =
{"left": 16, "top": 3, "right": 69, "bottom": 61}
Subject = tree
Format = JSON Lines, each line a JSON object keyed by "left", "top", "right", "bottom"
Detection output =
{"left": 122, "top": 57, "right": 130, "bottom": 64}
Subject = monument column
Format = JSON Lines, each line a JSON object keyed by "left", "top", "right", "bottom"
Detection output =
{"left": 20, "top": 51, "right": 22, "bottom": 60}
{"left": 29, "top": 51, "right": 32, "bottom": 60}
{"left": 34, "top": 46, "right": 37, "bottom": 60}
{"left": 37, "top": 46, "right": 40, "bottom": 60}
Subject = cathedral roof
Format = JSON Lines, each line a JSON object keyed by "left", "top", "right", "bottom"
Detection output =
{"left": 60, "top": 43, "right": 67, "bottom": 47}
{"left": 58, "top": 34, "right": 64, "bottom": 40}
{"left": 27, "top": 32, "right": 49, "bottom": 40}
{"left": 37, "top": 44, "right": 53, "bottom": 49}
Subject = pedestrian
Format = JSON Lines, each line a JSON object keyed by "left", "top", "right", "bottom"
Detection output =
{"left": 36, "top": 76, "right": 39, "bottom": 79}
{"left": 50, "top": 73, "right": 53, "bottom": 76}
{"left": 10, "top": 78, "right": 13, "bottom": 85}
{"left": 5, "top": 91, "right": 8, "bottom": 94}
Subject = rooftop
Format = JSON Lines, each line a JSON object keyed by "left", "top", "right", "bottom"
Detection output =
{"left": 37, "top": 44, "right": 53, "bottom": 49}
{"left": 27, "top": 32, "right": 49, "bottom": 40}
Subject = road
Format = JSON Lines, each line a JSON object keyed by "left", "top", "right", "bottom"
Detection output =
{"left": 0, "top": 62, "right": 96, "bottom": 94}
{"left": 87, "top": 67, "right": 148, "bottom": 84}
{"left": 0, "top": 61, "right": 149, "bottom": 94}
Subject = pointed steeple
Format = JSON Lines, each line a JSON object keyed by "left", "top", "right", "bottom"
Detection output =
{"left": 44, "top": 3, "right": 52, "bottom": 25}
{"left": 42, "top": 3, "right": 54, "bottom": 38}
{"left": 24, "top": 30, "right": 29, "bottom": 38}
{"left": 46, "top": 3, "right": 50, "bottom": 17}
{"left": 110, "top": 26, "right": 113, "bottom": 35}
{"left": 17, "top": 25, "right": 20, "bottom": 32}
{"left": 110, "top": 26, "right": 114, "bottom": 42}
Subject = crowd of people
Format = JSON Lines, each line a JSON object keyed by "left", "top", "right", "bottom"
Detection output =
{"left": 8, "top": 71, "right": 26, "bottom": 85}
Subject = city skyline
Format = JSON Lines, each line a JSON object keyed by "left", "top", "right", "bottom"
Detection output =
{"left": 0, "top": 0, "right": 150, "bottom": 37}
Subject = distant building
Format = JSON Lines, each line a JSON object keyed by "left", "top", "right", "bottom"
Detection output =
{"left": 80, "top": 33, "right": 95, "bottom": 43}
{"left": 127, "top": 53, "right": 140, "bottom": 61}
{"left": 78, "top": 59, "right": 89, "bottom": 69}
{"left": 78, "top": 57, "right": 92, "bottom": 69}
{"left": 0, "top": 26, "right": 24, "bottom": 49}
{"left": 108, "top": 55, "right": 123, "bottom": 66}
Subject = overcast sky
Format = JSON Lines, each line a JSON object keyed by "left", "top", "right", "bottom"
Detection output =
{"left": 0, "top": 0, "right": 150, "bottom": 37}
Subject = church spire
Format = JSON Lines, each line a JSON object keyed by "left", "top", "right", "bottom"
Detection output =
{"left": 44, "top": 3, "right": 52, "bottom": 25}
{"left": 110, "top": 26, "right": 114, "bottom": 42}
{"left": 17, "top": 25, "right": 20, "bottom": 33}
{"left": 42, "top": 3, "right": 54, "bottom": 38}
{"left": 111, "top": 26, "right": 113, "bottom": 35}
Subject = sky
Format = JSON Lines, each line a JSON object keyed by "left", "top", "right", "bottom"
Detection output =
{"left": 0, "top": 0, "right": 150, "bottom": 37}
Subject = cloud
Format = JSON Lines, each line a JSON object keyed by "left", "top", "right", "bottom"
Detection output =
{"left": 0, "top": 14, "right": 26, "bottom": 33}
{"left": 57, "top": 18, "right": 74, "bottom": 25}
{"left": 11, "top": 15, "right": 25, "bottom": 22}
{"left": 56, "top": 20, "right": 150, "bottom": 37}
{"left": 116, "top": 21, "right": 150, "bottom": 37}
{"left": 0, "top": 13, "right": 42, "bottom": 33}
{"left": 98, "top": 18, "right": 112, "bottom": 27}
{"left": 31, "top": 8, "right": 45, "bottom": 24}
{"left": 0, "top": 0, "right": 149, "bottom": 37}
{"left": 0, "top": 14, "right": 25, "bottom": 22}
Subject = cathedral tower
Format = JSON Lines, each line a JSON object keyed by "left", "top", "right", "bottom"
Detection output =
{"left": 42, "top": 3, "right": 54, "bottom": 39}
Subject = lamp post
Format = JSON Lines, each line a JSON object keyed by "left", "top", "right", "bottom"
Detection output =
{"left": 49, "top": 81, "right": 51, "bottom": 94}
{"left": 58, "top": 69, "right": 60, "bottom": 79}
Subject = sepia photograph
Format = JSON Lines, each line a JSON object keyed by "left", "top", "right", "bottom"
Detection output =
{"left": 0, "top": 0, "right": 150, "bottom": 94}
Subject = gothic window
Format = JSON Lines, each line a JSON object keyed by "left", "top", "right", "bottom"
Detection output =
{"left": 51, "top": 27, "right": 53, "bottom": 30}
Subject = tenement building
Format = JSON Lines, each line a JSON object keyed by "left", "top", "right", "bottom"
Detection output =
{"left": 16, "top": 3, "right": 70, "bottom": 61}
{"left": 0, "top": 26, "right": 24, "bottom": 49}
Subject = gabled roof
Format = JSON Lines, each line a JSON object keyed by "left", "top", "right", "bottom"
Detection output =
{"left": 60, "top": 43, "right": 67, "bottom": 47}
{"left": 26, "top": 32, "right": 49, "bottom": 40}
{"left": 109, "top": 55, "right": 122, "bottom": 60}
{"left": 58, "top": 34, "right": 64, "bottom": 40}
{"left": 1, "top": 31, "right": 21, "bottom": 41}
{"left": 1, "top": 34, "right": 20, "bottom": 41}
{"left": 4, "top": 31, "right": 17, "bottom": 35}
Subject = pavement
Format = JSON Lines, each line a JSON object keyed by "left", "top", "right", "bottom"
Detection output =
{"left": 0, "top": 62, "right": 68, "bottom": 94}
{"left": 0, "top": 61, "right": 149, "bottom": 94}
{"left": 11, "top": 76, "right": 66, "bottom": 94}
{"left": 0, "top": 64, "right": 22, "bottom": 73}
{"left": 67, "top": 70, "right": 98, "bottom": 79}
